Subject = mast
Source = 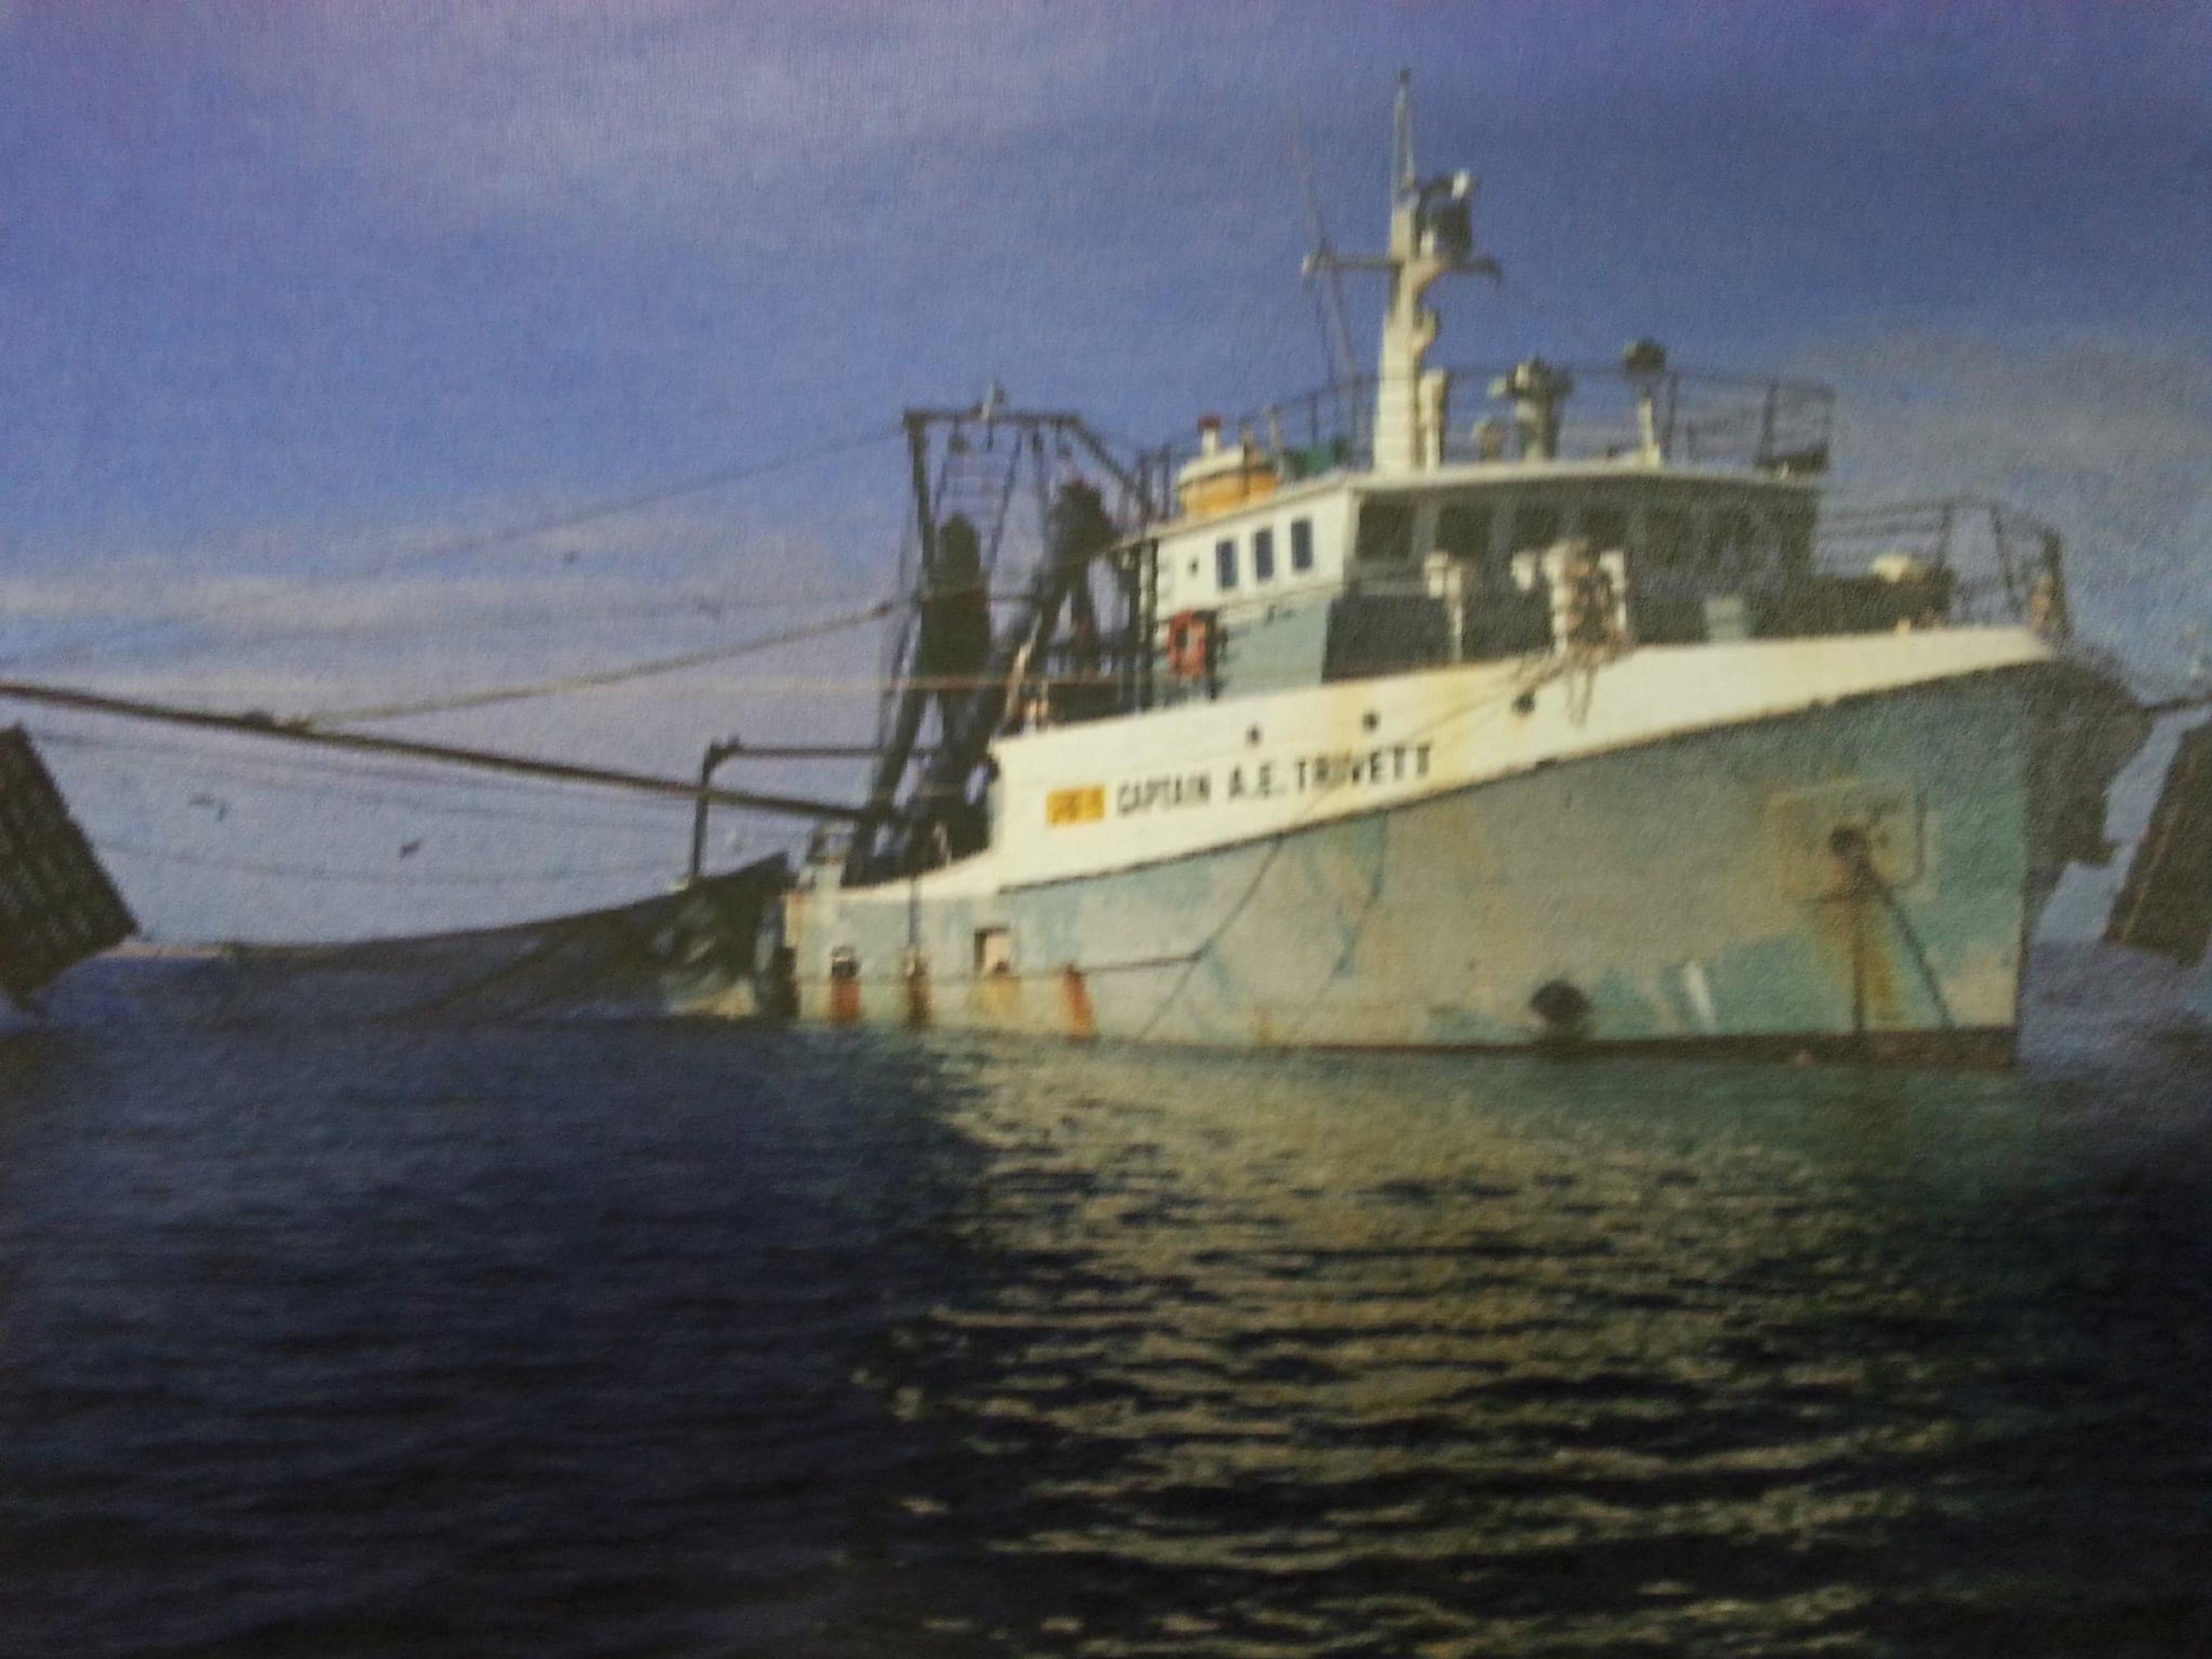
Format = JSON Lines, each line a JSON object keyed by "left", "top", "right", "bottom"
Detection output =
{"left": 1309, "top": 73, "right": 1500, "bottom": 474}
{"left": 1391, "top": 66, "right": 1416, "bottom": 198}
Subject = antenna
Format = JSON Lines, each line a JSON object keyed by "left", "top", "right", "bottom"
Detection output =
{"left": 1290, "top": 115, "right": 1361, "bottom": 403}
{"left": 1391, "top": 69, "right": 1415, "bottom": 196}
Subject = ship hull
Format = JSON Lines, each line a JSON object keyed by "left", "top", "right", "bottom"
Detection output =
{"left": 774, "top": 661, "right": 2137, "bottom": 1064}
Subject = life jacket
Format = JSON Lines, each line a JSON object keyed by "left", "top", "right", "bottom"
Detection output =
{"left": 1165, "top": 609, "right": 1214, "bottom": 680}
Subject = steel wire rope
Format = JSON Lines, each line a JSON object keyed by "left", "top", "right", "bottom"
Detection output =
{"left": 1129, "top": 671, "right": 1533, "bottom": 1039}
{"left": 32, "top": 725, "right": 697, "bottom": 808}
{"left": 496, "top": 669, "right": 1112, "bottom": 696}
{"left": 0, "top": 678, "right": 868, "bottom": 821}
{"left": 5, "top": 422, "right": 906, "bottom": 672}
{"left": 52, "top": 584, "right": 902, "bottom": 658}
{"left": 303, "top": 600, "right": 900, "bottom": 725}
{"left": 30, "top": 730, "right": 695, "bottom": 837}
{"left": 2143, "top": 688, "right": 2212, "bottom": 717}
{"left": 1278, "top": 815, "right": 1397, "bottom": 1045}
{"left": 1863, "top": 855, "right": 1957, "bottom": 1033}
{"left": 32, "top": 708, "right": 900, "bottom": 801}
{"left": 94, "top": 840, "right": 681, "bottom": 888}
{"left": 43, "top": 669, "right": 956, "bottom": 704}
{"left": 7, "top": 586, "right": 899, "bottom": 673}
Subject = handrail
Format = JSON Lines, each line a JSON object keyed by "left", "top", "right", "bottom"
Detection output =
{"left": 1810, "top": 496, "right": 2066, "bottom": 632}
{"left": 1143, "top": 361, "right": 1836, "bottom": 485}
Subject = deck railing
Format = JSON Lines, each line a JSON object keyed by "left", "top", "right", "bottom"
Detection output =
{"left": 1812, "top": 498, "right": 2069, "bottom": 633}
{"left": 1135, "top": 362, "right": 1835, "bottom": 508}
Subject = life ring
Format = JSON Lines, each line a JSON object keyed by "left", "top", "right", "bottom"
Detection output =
{"left": 1165, "top": 609, "right": 1212, "bottom": 680}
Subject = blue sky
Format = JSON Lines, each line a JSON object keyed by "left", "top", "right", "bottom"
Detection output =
{"left": 0, "top": 0, "right": 2206, "bottom": 940}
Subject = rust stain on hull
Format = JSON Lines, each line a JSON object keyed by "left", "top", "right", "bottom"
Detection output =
{"left": 974, "top": 970, "right": 1020, "bottom": 1027}
{"left": 1060, "top": 965, "right": 1096, "bottom": 1039}
{"left": 1816, "top": 889, "right": 1903, "bottom": 1032}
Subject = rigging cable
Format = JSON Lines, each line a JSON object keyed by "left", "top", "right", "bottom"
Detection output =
{"left": 0, "top": 678, "right": 868, "bottom": 821}
{"left": 382, "top": 418, "right": 896, "bottom": 569}
{"left": 95, "top": 841, "right": 680, "bottom": 888}
{"left": 29, "top": 731, "right": 694, "bottom": 836}
{"left": 304, "top": 600, "right": 898, "bottom": 725}
{"left": 2142, "top": 690, "right": 2212, "bottom": 717}
{"left": 55, "top": 583, "right": 899, "bottom": 657}
{"left": 6, "top": 422, "right": 905, "bottom": 671}
{"left": 1130, "top": 672, "right": 1534, "bottom": 1040}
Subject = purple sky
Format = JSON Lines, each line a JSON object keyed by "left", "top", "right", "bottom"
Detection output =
{"left": 0, "top": 1, "right": 2206, "bottom": 939}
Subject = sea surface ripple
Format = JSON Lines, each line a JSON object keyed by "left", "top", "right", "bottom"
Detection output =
{"left": 2, "top": 961, "right": 2209, "bottom": 1656}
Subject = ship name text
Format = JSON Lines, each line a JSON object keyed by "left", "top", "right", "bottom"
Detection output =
{"left": 1066, "top": 743, "right": 1435, "bottom": 827}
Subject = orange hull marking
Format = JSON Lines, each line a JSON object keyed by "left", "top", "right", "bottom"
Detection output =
{"left": 1060, "top": 965, "right": 1096, "bottom": 1040}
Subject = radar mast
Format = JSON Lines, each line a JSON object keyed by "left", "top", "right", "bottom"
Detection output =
{"left": 1308, "top": 73, "right": 1501, "bottom": 472}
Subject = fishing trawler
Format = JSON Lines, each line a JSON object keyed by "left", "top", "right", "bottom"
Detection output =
{"left": 753, "top": 78, "right": 2157, "bottom": 1065}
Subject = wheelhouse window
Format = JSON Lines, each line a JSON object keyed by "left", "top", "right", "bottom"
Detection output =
{"left": 1775, "top": 506, "right": 1815, "bottom": 573}
{"left": 1582, "top": 503, "right": 1630, "bottom": 556}
{"left": 974, "top": 926, "right": 1013, "bottom": 977}
{"left": 1509, "top": 500, "right": 1563, "bottom": 557}
{"left": 1712, "top": 506, "right": 1765, "bottom": 573}
{"left": 1354, "top": 499, "right": 1414, "bottom": 564}
{"left": 1215, "top": 537, "right": 1238, "bottom": 589}
{"left": 1646, "top": 506, "right": 1694, "bottom": 569}
{"left": 1252, "top": 527, "right": 1276, "bottom": 582}
{"left": 1290, "top": 517, "right": 1315, "bottom": 573}
{"left": 1436, "top": 503, "right": 1492, "bottom": 564}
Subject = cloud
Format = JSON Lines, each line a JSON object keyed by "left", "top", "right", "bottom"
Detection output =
{"left": 0, "top": 480, "right": 900, "bottom": 791}
{"left": 255, "top": 0, "right": 1192, "bottom": 241}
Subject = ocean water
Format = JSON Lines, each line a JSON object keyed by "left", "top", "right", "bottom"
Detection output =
{"left": 3, "top": 963, "right": 2209, "bottom": 1657}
